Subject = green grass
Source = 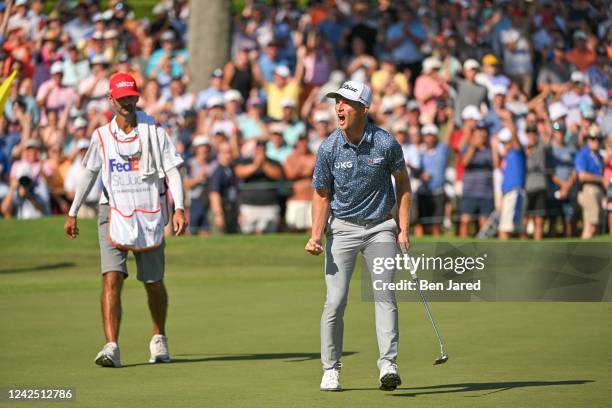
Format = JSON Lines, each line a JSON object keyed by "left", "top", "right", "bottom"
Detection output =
{"left": 0, "top": 217, "right": 611, "bottom": 407}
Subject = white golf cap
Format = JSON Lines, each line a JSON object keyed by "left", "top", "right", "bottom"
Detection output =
{"left": 422, "top": 57, "right": 442, "bottom": 74}
{"left": 281, "top": 99, "right": 296, "bottom": 108}
{"left": 381, "top": 97, "right": 394, "bottom": 113}
{"left": 492, "top": 85, "right": 508, "bottom": 96}
{"left": 549, "top": 102, "right": 568, "bottom": 122}
{"left": 192, "top": 135, "right": 210, "bottom": 147}
{"left": 390, "top": 93, "right": 407, "bottom": 108}
{"left": 573, "top": 30, "right": 587, "bottom": 40}
{"left": 274, "top": 65, "right": 291, "bottom": 78}
{"left": 571, "top": 71, "right": 586, "bottom": 83}
{"left": 461, "top": 105, "right": 481, "bottom": 121}
{"left": 15, "top": 0, "right": 27, "bottom": 7}
{"left": 207, "top": 95, "right": 224, "bottom": 108}
{"left": 160, "top": 30, "right": 175, "bottom": 41}
{"left": 422, "top": 124, "right": 439, "bottom": 136}
{"left": 24, "top": 139, "right": 41, "bottom": 149}
{"left": 497, "top": 127, "right": 513, "bottom": 142}
{"left": 406, "top": 99, "right": 420, "bottom": 111}
{"left": 313, "top": 110, "right": 330, "bottom": 123}
{"left": 463, "top": 58, "right": 480, "bottom": 71}
{"left": 269, "top": 122, "right": 286, "bottom": 134}
{"left": 501, "top": 29, "right": 520, "bottom": 44}
{"left": 73, "top": 117, "right": 87, "bottom": 129}
{"left": 50, "top": 61, "right": 63, "bottom": 74}
{"left": 91, "top": 31, "right": 104, "bottom": 41}
{"left": 326, "top": 80, "right": 372, "bottom": 107}
{"left": 76, "top": 139, "right": 91, "bottom": 150}
{"left": 92, "top": 13, "right": 104, "bottom": 22}
{"left": 90, "top": 54, "right": 108, "bottom": 65}
{"left": 224, "top": 89, "right": 242, "bottom": 103}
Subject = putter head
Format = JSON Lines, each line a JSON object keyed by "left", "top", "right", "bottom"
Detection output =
{"left": 433, "top": 354, "right": 448, "bottom": 365}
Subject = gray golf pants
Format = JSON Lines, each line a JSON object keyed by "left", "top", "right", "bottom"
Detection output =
{"left": 321, "top": 216, "right": 399, "bottom": 370}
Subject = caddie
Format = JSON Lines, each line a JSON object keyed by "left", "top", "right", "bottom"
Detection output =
{"left": 64, "top": 73, "right": 186, "bottom": 368}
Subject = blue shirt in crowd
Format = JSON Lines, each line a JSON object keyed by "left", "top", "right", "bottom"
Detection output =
{"left": 312, "top": 122, "right": 405, "bottom": 221}
{"left": 502, "top": 147, "right": 526, "bottom": 194}
{"left": 420, "top": 142, "right": 449, "bottom": 192}
{"left": 574, "top": 146, "right": 603, "bottom": 176}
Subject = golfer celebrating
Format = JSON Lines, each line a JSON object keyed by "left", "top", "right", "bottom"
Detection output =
{"left": 64, "top": 73, "right": 186, "bottom": 368}
{"left": 305, "top": 80, "right": 411, "bottom": 391}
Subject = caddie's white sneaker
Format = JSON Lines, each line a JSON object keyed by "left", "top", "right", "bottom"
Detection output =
{"left": 320, "top": 368, "right": 341, "bottom": 391}
{"left": 379, "top": 364, "right": 401, "bottom": 391}
{"left": 149, "top": 334, "right": 170, "bottom": 363}
{"left": 94, "top": 342, "right": 121, "bottom": 368}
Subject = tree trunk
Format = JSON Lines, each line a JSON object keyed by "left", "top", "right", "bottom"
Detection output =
{"left": 187, "top": 0, "right": 231, "bottom": 93}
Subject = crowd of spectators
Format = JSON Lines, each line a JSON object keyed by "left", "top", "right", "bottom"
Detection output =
{"left": 0, "top": 0, "right": 611, "bottom": 240}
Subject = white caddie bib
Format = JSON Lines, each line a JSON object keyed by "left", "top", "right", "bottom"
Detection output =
{"left": 96, "top": 124, "right": 169, "bottom": 251}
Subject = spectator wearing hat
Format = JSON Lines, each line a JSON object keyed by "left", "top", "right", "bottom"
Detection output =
{"left": 476, "top": 54, "right": 511, "bottom": 99}
{"left": 283, "top": 134, "right": 316, "bottom": 232}
{"left": 575, "top": 126, "right": 605, "bottom": 239}
{"left": 147, "top": 30, "right": 188, "bottom": 79}
{"left": 524, "top": 125, "right": 548, "bottom": 240}
{"left": 483, "top": 85, "right": 512, "bottom": 136}
{"left": 36, "top": 61, "right": 78, "bottom": 122}
{"left": 257, "top": 40, "right": 291, "bottom": 83}
{"left": 64, "top": 139, "right": 101, "bottom": 219}
{"left": 308, "top": 110, "right": 332, "bottom": 153}
{"left": 184, "top": 136, "right": 217, "bottom": 236}
{"left": 496, "top": 125, "right": 527, "bottom": 240}
{"left": 196, "top": 68, "right": 225, "bottom": 110}
{"left": 453, "top": 59, "right": 488, "bottom": 126}
{"left": 278, "top": 99, "right": 306, "bottom": 146}
{"left": 61, "top": 45, "right": 91, "bottom": 88}
{"left": 500, "top": 29, "right": 533, "bottom": 96}
{"left": 265, "top": 57, "right": 305, "bottom": 121}
{"left": 161, "top": 76, "right": 195, "bottom": 118}
{"left": 3, "top": 139, "right": 50, "bottom": 219}
{"left": 415, "top": 124, "right": 448, "bottom": 236}
{"left": 222, "top": 89, "right": 242, "bottom": 119}
{"left": 209, "top": 142, "right": 239, "bottom": 234}
{"left": 537, "top": 40, "right": 571, "bottom": 93}
{"left": 565, "top": 31, "right": 596, "bottom": 72}
{"left": 546, "top": 121, "right": 578, "bottom": 237}
{"left": 237, "top": 95, "right": 267, "bottom": 140}
{"left": 560, "top": 71, "right": 594, "bottom": 131}
{"left": 450, "top": 105, "right": 482, "bottom": 209}
{"left": 414, "top": 57, "right": 448, "bottom": 124}
{"left": 266, "top": 122, "right": 292, "bottom": 164}
{"left": 79, "top": 55, "right": 110, "bottom": 110}
{"left": 458, "top": 120, "right": 495, "bottom": 237}
{"left": 234, "top": 141, "right": 284, "bottom": 234}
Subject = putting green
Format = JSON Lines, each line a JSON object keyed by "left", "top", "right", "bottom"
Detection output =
{"left": 0, "top": 217, "right": 610, "bottom": 407}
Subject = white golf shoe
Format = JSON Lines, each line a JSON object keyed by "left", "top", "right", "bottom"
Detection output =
{"left": 149, "top": 334, "right": 171, "bottom": 363}
{"left": 320, "top": 368, "right": 341, "bottom": 391}
{"left": 379, "top": 364, "right": 402, "bottom": 391}
{"left": 94, "top": 342, "right": 121, "bottom": 368}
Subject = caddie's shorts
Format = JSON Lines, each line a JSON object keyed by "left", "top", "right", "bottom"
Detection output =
{"left": 98, "top": 204, "right": 165, "bottom": 283}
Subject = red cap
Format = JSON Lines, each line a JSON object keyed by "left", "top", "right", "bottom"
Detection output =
{"left": 109, "top": 73, "right": 140, "bottom": 99}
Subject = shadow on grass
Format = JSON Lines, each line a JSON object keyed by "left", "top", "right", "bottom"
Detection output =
{"left": 344, "top": 380, "right": 593, "bottom": 396}
{"left": 122, "top": 352, "right": 357, "bottom": 368}
{"left": 0, "top": 262, "right": 76, "bottom": 274}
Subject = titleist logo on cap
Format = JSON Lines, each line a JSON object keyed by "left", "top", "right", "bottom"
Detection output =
{"left": 341, "top": 83, "right": 358, "bottom": 92}
{"left": 116, "top": 81, "right": 135, "bottom": 88}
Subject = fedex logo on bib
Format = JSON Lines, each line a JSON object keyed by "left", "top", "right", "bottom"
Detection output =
{"left": 110, "top": 158, "right": 140, "bottom": 172}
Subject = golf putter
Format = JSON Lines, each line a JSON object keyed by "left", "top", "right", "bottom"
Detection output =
{"left": 407, "top": 258, "right": 449, "bottom": 365}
